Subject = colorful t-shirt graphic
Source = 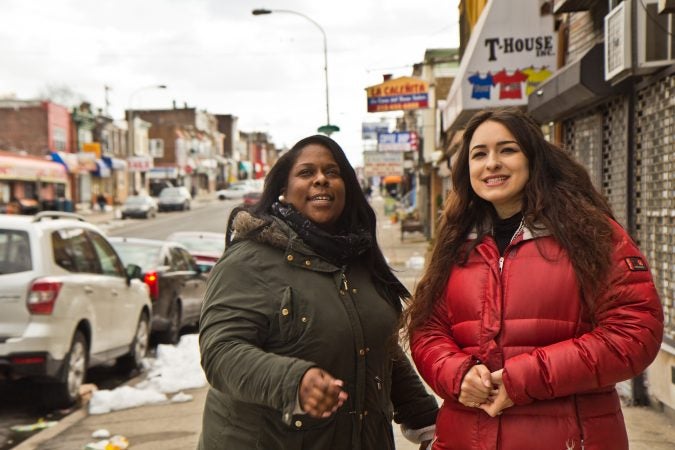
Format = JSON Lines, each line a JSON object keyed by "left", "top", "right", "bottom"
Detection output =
{"left": 522, "top": 67, "right": 553, "bottom": 96}
{"left": 492, "top": 69, "right": 528, "bottom": 99}
{"left": 468, "top": 73, "right": 494, "bottom": 100}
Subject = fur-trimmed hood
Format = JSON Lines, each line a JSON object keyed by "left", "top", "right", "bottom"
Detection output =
{"left": 230, "top": 209, "right": 292, "bottom": 251}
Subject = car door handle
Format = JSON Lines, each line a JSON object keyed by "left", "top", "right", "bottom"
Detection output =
{"left": 84, "top": 286, "right": 94, "bottom": 294}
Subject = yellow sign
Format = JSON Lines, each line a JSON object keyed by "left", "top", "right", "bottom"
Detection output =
{"left": 82, "top": 142, "right": 101, "bottom": 158}
{"left": 365, "top": 77, "right": 429, "bottom": 112}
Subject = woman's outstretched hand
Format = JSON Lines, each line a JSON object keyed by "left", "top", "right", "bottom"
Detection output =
{"left": 458, "top": 364, "right": 496, "bottom": 408}
{"left": 479, "top": 369, "right": 514, "bottom": 417}
{"left": 299, "top": 368, "right": 348, "bottom": 418}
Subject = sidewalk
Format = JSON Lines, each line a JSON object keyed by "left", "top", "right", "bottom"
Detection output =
{"left": 12, "top": 195, "right": 675, "bottom": 450}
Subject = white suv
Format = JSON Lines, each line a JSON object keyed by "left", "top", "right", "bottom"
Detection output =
{"left": 0, "top": 212, "right": 151, "bottom": 408}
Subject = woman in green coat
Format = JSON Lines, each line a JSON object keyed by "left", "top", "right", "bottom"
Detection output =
{"left": 198, "top": 135, "right": 438, "bottom": 450}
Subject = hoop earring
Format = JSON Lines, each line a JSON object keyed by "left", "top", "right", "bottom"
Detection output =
{"left": 278, "top": 194, "right": 285, "bottom": 203}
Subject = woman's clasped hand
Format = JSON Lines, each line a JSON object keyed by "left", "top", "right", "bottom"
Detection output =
{"left": 298, "top": 367, "right": 348, "bottom": 418}
{"left": 458, "top": 366, "right": 512, "bottom": 417}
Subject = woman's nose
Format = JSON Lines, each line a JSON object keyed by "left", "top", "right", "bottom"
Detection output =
{"left": 486, "top": 152, "right": 501, "bottom": 170}
{"left": 314, "top": 171, "right": 329, "bottom": 185}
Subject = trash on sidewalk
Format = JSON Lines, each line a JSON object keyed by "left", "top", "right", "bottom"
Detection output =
{"left": 83, "top": 434, "right": 129, "bottom": 450}
{"left": 80, "top": 383, "right": 99, "bottom": 404}
{"left": 91, "top": 429, "right": 111, "bottom": 439}
{"left": 10, "top": 418, "right": 58, "bottom": 433}
{"left": 170, "top": 391, "right": 193, "bottom": 403}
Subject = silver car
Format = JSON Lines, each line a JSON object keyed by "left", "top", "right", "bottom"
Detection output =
{"left": 0, "top": 212, "right": 151, "bottom": 408}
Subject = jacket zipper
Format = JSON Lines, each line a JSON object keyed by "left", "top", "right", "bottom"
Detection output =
{"left": 341, "top": 273, "right": 349, "bottom": 292}
{"left": 573, "top": 395, "right": 586, "bottom": 450}
{"left": 498, "top": 256, "right": 505, "bottom": 272}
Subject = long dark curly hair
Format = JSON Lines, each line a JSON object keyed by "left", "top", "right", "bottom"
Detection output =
{"left": 404, "top": 107, "right": 615, "bottom": 338}
{"left": 226, "top": 134, "right": 409, "bottom": 311}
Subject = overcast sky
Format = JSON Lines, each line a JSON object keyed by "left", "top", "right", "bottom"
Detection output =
{"left": 0, "top": 0, "right": 459, "bottom": 165}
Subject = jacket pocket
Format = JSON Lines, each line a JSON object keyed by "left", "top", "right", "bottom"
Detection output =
{"left": 278, "top": 286, "right": 307, "bottom": 342}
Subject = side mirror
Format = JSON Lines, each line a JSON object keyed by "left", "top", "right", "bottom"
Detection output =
{"left": 125, "top": 263, "right": 143, "bottom": 285}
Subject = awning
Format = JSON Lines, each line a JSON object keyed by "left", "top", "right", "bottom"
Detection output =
{"left": 93, "top": 159, "right": 111, "bottom": 178}
{"left": 50, "top": 151, "right": 81, "bottom": 173}
{"left": 0, "top": 153, "right": 68, "bottom": 184}
{"left": 442, "top": 0, "right": 557, "bottom": 132}
{"left": 383, "top": 175, "right": 403, "bottom": 184}
{"left": 527, "top": 44, "right": 617, "bottom": 123}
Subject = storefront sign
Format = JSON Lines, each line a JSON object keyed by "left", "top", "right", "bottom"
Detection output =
{"left": 443, "top": 0, "right": 557, "bottom": 131}
{"left": 362, "top": 122, "right": 390, "bottom": 140}
{"left": 363, "top": 151, "right": 404, "bottom": 177}
{"left": 128, "top": 156, "right": 153, "bottom": 172}
{"left": 365, "top": 77, "right": 429, "bottom": 113}
{"left": 377, "top": 132, "right": 419, "bottom": 152}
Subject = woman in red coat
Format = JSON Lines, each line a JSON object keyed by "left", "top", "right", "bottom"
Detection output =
{"left": 406, "top": 108, "right": 663, "bottom": 450}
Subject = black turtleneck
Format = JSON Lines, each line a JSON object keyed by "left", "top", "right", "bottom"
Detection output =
{"left": 493, "top": 212, "right": 523, "bottom": 256}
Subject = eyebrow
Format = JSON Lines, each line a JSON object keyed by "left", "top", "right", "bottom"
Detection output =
{"left": 470, "top": 140, "right": 519, "bottom": 151}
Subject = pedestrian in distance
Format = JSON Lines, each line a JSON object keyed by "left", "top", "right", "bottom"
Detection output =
{"left": 96, "top": 193, "right": 106, "bottom": 212}
{"left": 199, "top": 134, "right": 439, "bottom": 450}
{"left": 404, "top": 107, "right": 663, "bottom": 450}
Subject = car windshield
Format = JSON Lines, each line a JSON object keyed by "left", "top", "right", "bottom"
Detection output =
{"left": 0, "top": 230, "right": 32, "bottom": 274}
{"left": 171, "top": 236, "right": 225, "bottom": 254}
{"left": 111, "top": 242, "right": 162, "bottom": 271}
{"left": 160, "top": 188, "right": 182, "bottom": 197}
{"left": 125, "top": 196, "right": 148, "bottom": 205}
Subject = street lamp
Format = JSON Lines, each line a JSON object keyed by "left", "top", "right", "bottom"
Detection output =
{"left": 127, "top": 84, "right": 167, "bottom": 157}
{"left": 252, "top": 9, "right": 339, "bottom": 136}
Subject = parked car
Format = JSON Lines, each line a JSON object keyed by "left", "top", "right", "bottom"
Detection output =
{"left": 108, "top": 237, "right": 207, "bottom": 344}
{"left": 120, "top": 194, "right": 157, "bottom": 219}
{"left": 0, "top": 211, "right": 151, "bottom": 408}
{"left": 215, "top": 182, "right": 252, "bottom": 200}
{"left": 165, "top": 231, "right": 226, "bottom": 274}
{"left": 242, "top": 190, "right": 262, "bottom": 206}
{"left": 157, "top": 186, "right": 191, "bottom": 212}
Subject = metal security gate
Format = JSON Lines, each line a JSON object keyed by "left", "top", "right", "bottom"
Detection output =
{"left": 634, "top": 74, "right": 675, "bottom": 346}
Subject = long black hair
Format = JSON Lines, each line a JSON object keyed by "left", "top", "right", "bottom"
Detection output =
{"left": 226, "top": 134, "right": 409, "bottom": 309}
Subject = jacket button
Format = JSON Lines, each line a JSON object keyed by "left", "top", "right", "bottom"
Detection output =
{"left": 304, "top": 260, "right": 311, "bottom": 266}
{"left": 352, "top": 288, "right": 358, "bottom": 294}
{"left": 286, "top": 254, "right": 294, "bottom": 261}
{"left": 363, "top": 410, "right": 368, "bottom": 416}
{"left": 359, "top": 349, "right": 366, "bottom": 356}
{"left": 294, "top": 420, "right": 303, "bottom": 428}
{"left": 301, "top": 316, "right": 308, "bottom": 323}
{"left": 281, "top": 308, "right": 289, "bottom": 316}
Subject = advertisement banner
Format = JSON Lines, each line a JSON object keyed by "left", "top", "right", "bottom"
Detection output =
{"left": 363, "top": 151, "right": 404, "bottom": 177}
{"left": 362, "top": 122, "right": 390, "bottom": 140}
{"left": 377, "top": 132, "right": 418, "bottom": 152}
{"left": 365, "top": 77, "right": 429, "bottom": 113}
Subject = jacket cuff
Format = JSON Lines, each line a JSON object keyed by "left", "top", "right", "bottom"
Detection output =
{"left": 281, "top": 361, "right": 316, "bottom": 425}
{"left": 401, "top": 424, "right": 436, "bottom": 444}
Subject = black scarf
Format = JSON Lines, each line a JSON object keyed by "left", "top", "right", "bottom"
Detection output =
{"left": 271, "top": 202, "right": 372, "bottom": 266}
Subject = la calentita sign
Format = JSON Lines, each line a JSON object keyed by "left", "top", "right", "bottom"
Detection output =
{"left": 365, "top": 77, "right": 429, "bottom": 113}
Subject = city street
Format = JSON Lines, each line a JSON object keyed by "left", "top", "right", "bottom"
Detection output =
{"left": 2, "top": 196, "right": 674, "bottom": 450}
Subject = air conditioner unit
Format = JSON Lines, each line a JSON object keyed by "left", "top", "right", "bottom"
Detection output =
{"left": 605, "top": 0, "right": 675, "bottom": 83}
{"left": 604, "top": 1, "right": 632, "bottom": 82}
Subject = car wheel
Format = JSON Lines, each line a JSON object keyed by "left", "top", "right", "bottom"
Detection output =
{"left": 116, "top": 312, "right": 149, "bottom": 374}
{"left": 218, "top": 195, "right": 225, "bottom": 201}
{"left": 45, "top": 331, "right": 88, "bottom": 409}
{"left": 121, "top": 214, "right": 127, "bottom": 220}
{"left": 159, "top": 301, "right": 182, "bottom": 345}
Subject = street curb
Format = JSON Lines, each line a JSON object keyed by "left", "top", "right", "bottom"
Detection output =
{"left": 12, "top": 409, "right": 88, "bottom": 450}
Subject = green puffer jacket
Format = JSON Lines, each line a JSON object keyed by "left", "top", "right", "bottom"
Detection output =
{"left": 198, "top": 211, "right": 438, "bottom": 450}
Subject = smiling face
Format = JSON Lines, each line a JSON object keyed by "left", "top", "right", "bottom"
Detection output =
{"left": 283, "top": 144, "right": 346, "bottom": 231}
{"left": 468, "top": 120, "right": 530, "bottom": 218}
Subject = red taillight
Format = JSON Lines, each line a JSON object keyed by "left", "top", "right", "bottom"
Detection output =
{"left": 27, "top": 280, "right": 62, "bottom": 315}
{"left": 143, "top": 271, "right": 159, "bottom": 301}
{"left": 11, "top": 355, "right": 46, "bottom": 365}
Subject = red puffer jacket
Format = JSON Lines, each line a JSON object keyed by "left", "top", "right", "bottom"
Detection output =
{"left": 411, "top": 221, "right": 663, "bottom": 450}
